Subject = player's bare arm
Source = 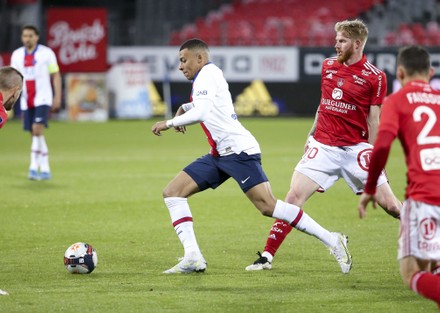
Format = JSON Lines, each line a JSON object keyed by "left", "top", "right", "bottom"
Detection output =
{"left": 367, "top": 105, "right": 381, "bottom": 144}
{"left": 51, "top": 71, "right": 62, "bottom": 112}
{"left": 173, "top": 105, "right": 187, "bottom": 133}
{"left": 305, "top": 110, "right": 319, "bottom": 151}
{"left": 152, "top": 99, "right": 212, "bottom": 137}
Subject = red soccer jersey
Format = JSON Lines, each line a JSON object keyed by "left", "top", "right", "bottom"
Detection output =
{"left": 0, "top": 93, "right": 7, "bottom": 129}
{"left": 375, "top": 80, "right": 440, "bottom": 205}
{"left": 314, "top": 55, "right": 387, "bottom": 146}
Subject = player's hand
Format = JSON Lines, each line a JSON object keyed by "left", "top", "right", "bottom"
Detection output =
{"left": 151, "top": 121, "right": 169, "bottom": 136}
{"left": 51, "top": 97, "right": 61, "bottom": 113}
{"left": 174, "top": 126, "right": 186, "bottom": 134}
{"left": 358, "top": 192, "right": 377, "bottom": 219}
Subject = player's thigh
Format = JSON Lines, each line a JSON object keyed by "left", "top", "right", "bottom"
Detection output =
{"left": 183, "top": 154, "right": 229, "bottom": 192}
{"left": 341, "top": 142, "right": 387, "bottom": 194}
{"left": 245, "top": 181, "right": 277, "bottom": 215}
{"left": 294, "top": 137, "right": 340, "bottom": 192}
{"left": 163, "top": 171, "right": 200, "bottom": 198}
{"left": 286, "top": 170, "right": 320, "bottom": 206}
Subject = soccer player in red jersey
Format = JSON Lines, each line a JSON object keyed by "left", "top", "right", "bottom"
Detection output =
{"left": 0, "top": 66, "right": 22, "bottom": 296}
{"left": 246, "top": 19, "right": 401, "bottom": 272}
{"left": 0, "top": 66, "right": 23, "bottom": 129}
{"left": 359, "top": 45, "right": 440, "bottom": 309}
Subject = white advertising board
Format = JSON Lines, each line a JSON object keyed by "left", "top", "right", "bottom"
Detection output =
{"left": 108, "top": 46, "right": 299, "bottom": 82}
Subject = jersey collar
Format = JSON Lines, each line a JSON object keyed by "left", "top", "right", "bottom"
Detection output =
{"left": 192, "top": 62, "right": 212, "bottom": 82}
{"left": 25, "top": 44, "right": 39, "bottom": 56}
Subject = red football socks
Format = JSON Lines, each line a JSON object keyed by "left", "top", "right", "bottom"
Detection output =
{"left": 411, "top": 271, "right": 440, "bottom": 307}
{"left": 263, "top": 219, "right": 293, "bottom": 257}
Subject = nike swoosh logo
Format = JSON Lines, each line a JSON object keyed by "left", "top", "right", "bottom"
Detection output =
{"left": 241, "top": 176, "right": 250, "bottom": 184}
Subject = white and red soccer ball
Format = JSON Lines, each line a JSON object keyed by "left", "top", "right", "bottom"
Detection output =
{"left": 64, "top": 242, "right": 98, "bottom": 274}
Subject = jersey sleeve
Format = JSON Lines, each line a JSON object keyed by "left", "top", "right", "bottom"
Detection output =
{"left": 192, "top": 67, "right": 216, "bottom": 104}
{"left": 0, "top": 107, "right": 8, "bottom": 129}
{"left": 10, "top": 51, "right": 20, "bottom": 69}
{"left": 377, "top": 94, "right": 400, "bottom": 137}
{"left": 371, "top": 72, "right": 387, "bottom": 105}
{"left": 47, "top": 48, "right": 60, "bottom": 74}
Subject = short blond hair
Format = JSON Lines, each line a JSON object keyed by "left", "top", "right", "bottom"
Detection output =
{"left": 0, "top": 66, "right": 23, "bottom": 91}
{"left": 335, "top": 19, "right": 368, "bottom": 49}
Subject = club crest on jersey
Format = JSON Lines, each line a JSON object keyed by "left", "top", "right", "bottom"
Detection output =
{"left": 419, "top": 217, "right": 437, "bottom": 240}
{"left": 332, "top": 88, "right": 343, "bottom": 100}
{"left": 327, "top": 60, "right": 334, "bottom": 65}
{"left": 337, "top": 78, "right": 345, "bottom": 87}
{"left": 357, "top": 148, "right": 372, "bottom": 171}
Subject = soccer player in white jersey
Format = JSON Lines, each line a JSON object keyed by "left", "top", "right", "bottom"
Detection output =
{"left": 359, "top": 45, "right": 440, "bottom": 309}
{"left": 152, "top": 38, "right": 351, "bottom": 274}
{"left": 245, "top": 19, "right": 401, "bottom": 272}
{"left": 11, "top": 25, "right": 61, "bottom": 180}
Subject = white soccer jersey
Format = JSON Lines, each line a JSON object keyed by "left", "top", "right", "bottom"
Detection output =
{"left": 11, "top": 44, "right": 59, "bottom": 110}
{"left": 190, "top": 63, "right": 261, "bottom": 156}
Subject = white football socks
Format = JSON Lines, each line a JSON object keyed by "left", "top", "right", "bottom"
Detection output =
{"left": 30, "top": 135, "right": 50, "bottom": 173}
{"left": 38, "top": 136, "right": 50, "bottom": 173}
{"left": 30, "top": 136, "right": 40, "bottom": 171}
{"left": 164, "top": 197, "right": 202, "bottom": 258}
{"left": 272, "top": 200, "right": 337, "bottom": 248}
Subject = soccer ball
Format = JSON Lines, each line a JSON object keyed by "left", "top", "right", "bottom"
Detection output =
{"left": 64, "top": 242, "right": 98, "bottom": 274}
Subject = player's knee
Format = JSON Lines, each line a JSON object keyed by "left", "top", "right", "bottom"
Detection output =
{"left": 285, "top": 190, "right": 301, "bottom": 205}
{"left": 251, "top": 199, "right": 275, "bottom": 217}
{"left": 32, "top": 125, "right": 43, "bottom": 136}
{"left": 400, "top": 271, "right": 413, "bottom": 289}
{"left": 162, "top": 186, "right": 176, "bottom": 198}
{"left": 259, "top": 206, "right": 274, "bottom": 217}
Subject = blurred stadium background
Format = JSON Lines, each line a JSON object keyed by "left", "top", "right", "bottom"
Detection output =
{"left": 0, "top": 3, "right": 438, "bottom": 311}
{"left": 1, "top": 0, "right": 440, "bottom": 119}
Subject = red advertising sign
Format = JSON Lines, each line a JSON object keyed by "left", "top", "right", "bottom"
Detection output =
{"left": 0, "top": 52, "right": 11, "bottom": 67}
{"left": 46, "top": 8, "right": 107, "bottom": 73}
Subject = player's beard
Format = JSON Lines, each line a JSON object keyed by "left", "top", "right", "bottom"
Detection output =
{"left": 3, "top": 93, "right": 18, "bottom": 110}
{"left": 24, "top": 42, "right": 36, "bottom": 51}
{"left": 337, "top": 45, "right": 354, "bottom": 64}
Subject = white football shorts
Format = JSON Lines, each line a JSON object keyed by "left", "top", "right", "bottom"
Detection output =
{"left": 398, "top": 198, "right": 440, "bottom": 261}
{"left": 295, "top": 136, "right": 388, "bottom": 194}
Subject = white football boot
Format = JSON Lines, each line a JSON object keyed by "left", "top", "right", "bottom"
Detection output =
{"left": 329, "top": 232, "right": 352, "bottom": 274}
{"left": 163, "top": 253, "right": 207, "bottom": 274}
{"left": 245, "top": 251, "right": 272, "bottom": 271}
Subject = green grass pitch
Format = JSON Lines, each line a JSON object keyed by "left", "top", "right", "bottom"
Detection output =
{"left": 0, "top": 118, "right": 436, "bottom": 312}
